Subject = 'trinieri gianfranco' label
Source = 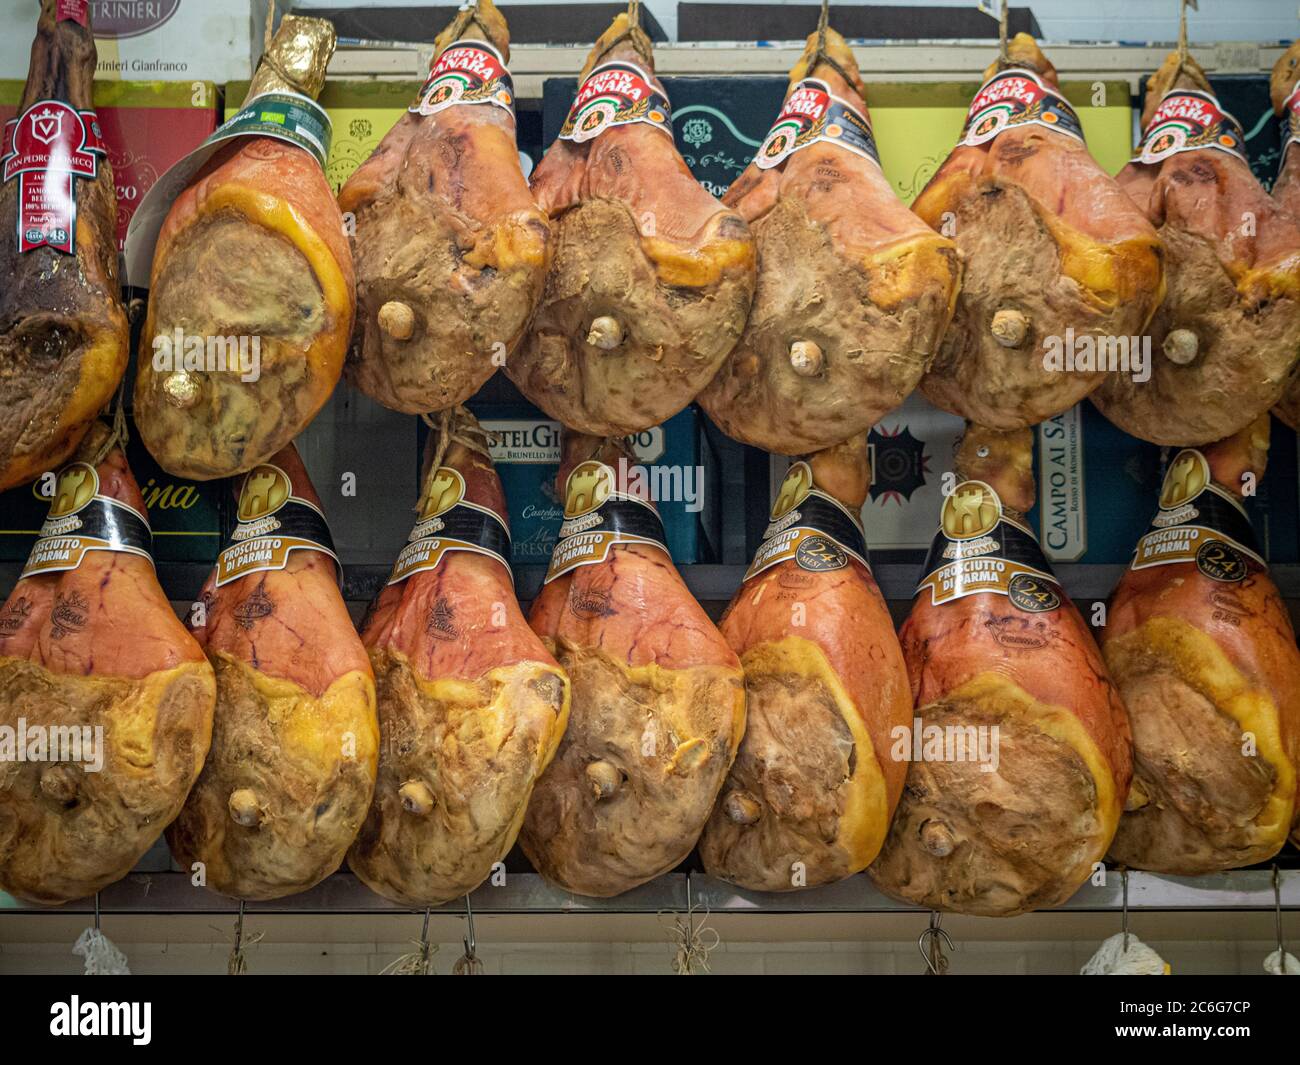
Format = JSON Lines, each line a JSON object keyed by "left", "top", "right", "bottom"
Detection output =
{"left": 544, "top": 460, "right": 669, "bottom": 583}
{"left": 959, "top": 67, "right": 1085, "bottom": 148}
{"left": 21, "top": 462, "right": 153, "bottom": 579}
{"left": 1130, "top": 448, "right": 1264, "bottom": 583}
{"left": 745, "top": 461, "right": 871, "bottom": 581}
{"left": 754, "top": 78, "right": 881, "bottom": 171}
{"left": 387, "top": 466, "right": 513, "bottom": 585}
{"left": 558, "top": 61, "right": 672, "bottom": 143}
{"left": 1280, "top": 83, "right": 1300, "bottom": 174}
{"left": 216, "top": 464, "right": 339, "bottom": 587}
{"left": 1136, "top": 89, "right": 1248, "bottom": 166}
{"left": 2, "top": 99, "right": 107, "bottom": 254}
{"left": 917, "top": 480, "right": 1063, "bottom": 612}
{"left": 410, "top": 40, "right": 515, "bottom": 119}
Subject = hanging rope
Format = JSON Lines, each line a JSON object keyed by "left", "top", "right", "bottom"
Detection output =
{"left": 918, "top": 910, "right": 953, "bottom": 975}
{"left": 89, "top": 378, "right": 130, "bottom": 467}
{"left": 219, "top": 901, "right": 264, "bottom": 975}
{"left": 803, "top": 0, "right": 859, "bottom": 97}
{"left": 659, "top": 878, "right": 720, "bottom": 975}
{"left": 418, "top": 407, "right": 492, "bottom": 488}
{"left": 380, "top": 909, "right": 439, "bottom": 975}
{"left": 589, "top": 0, "right": 653, "bottom": 71}
{"left": 999, "top": 0, "right": 1009, "bottom": 66}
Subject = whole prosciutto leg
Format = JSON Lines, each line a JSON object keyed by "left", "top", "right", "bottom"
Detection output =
{"left": 339, "top": 1, "right": 552, "bottom": 414}
{"left": 1268, "top": 41, "right": 1300, "bottom": 429}
{"left": 0, "top": 1, "right": 129, "bottom": 492}
{"left": 870, "top": 426, "right": 1132, "bottom": 916}
{"left": 349, "top": 410, "right": 569, "bottom": 906}
{"left": 0, "top": 423, "right": 215, "bottom": 905}
{"left": 520, "top": 432, "right": 745, "bottom": 896}
{"left": 699, "top": 435, "right": 912, "bottom": 890}
{"left": 166, "top": 446, "right": 377, "bottom": 900}
{"left": 1104, "top": 417, "right": 1300, "bottom": 871}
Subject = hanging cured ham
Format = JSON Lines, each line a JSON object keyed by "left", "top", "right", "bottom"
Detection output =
{"left": 699, "top": 23, "right": 960, "bottom": 455}
{"left": 339, "top": 1, "right": 551, "bottom": 415}
{"left": 913, "top": 33, "right": 1164, "bottom": 430}
{"left": 166, "top": 447, "right": 377, "bottom": 900}
{"left": 0, "top": 0, "right": 129, "bottom": 492}
{"left": 0, "top": 422, "right": 215, "bottom": 905}
{"left": 520, "top": 432, "right": 745, "bottom": 896}
{"left": 1268, "top": 41, "right": 1300, "bottom": 429}
{"left": 348, "top": 410, "right": 570, "bottom": 907}
{"left": 507, "top": 3, "right": 756, "bottom": 437}
{"left": 1103, "top": 417, "right": 1300, "bottom": 872}
{"left": 133, "top": 16, "right": 355, "bottom": 479}
{"left": 1093, "top": 49, "right": 1300, "bottom": 446}
{"left": 698, "top": 436, "right": 911, "bottom": 890}
{"left": 870, "top": 426, "right": 1132, "bottom": 916}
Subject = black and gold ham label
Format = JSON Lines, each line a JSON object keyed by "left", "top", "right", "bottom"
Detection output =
{"left": 558, "top": 61, "right": 673, "bottom": 143}
{"left": 20, "top": 462, "right": 153, "bottom": 578}
{"left": 958, "top": 68, "right": 1085, "bottom": 148}
{"left": 917, "top": 480, "right": 1063, "bottom": 612}
{"left": 216, "top": 463, "right": 339, "bottom": 587}
{"left": 744, "top": 461, "right": 870, "bottom": 581}
{"left": 543, "top": 460, "right": 669, "bottom": 583}
{"left": 387, "top": 466, "right": 513, "bottom": 585}
{"left": 754, "top": 78, "right": 882, "bottom": 171}
{"left": 1135, "top": 89, "right": 1249, "bottom": 167}
{"left": 1130, "top": 448, "right": 1264, "bottom": 583}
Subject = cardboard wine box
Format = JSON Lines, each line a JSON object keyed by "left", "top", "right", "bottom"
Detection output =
{"left": 0, "top": 79, "right": 219, "bottom": 252}
{"left": 460, "top": 402, "right": 721, "bottom": 568}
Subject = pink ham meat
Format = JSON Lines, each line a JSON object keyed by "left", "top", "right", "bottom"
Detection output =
{"left": 0, "top": 423, "right": 215, "bottom": 905}
{"left": 166, "top": 446, "right": 377, "bottom": 900}
{"left": 349, "top": 409, "right": 569, "bottom": 906}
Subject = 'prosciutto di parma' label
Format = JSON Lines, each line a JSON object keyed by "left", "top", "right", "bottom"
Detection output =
{"left": 1279, "top": 83, "right": 1300, "bottom": 174}
{"left": 558, "top": 61, "right": 672, "bottom": 143}
{"left": 1130, "top": 448, "right": 1264, "bottom": 583}
{"left": 917, "top": 480, "right": 1063, "bottom": 611}
{"left": 959, "top": 67, "right": 1085, "bottom": 148}
{"left": 216, "top": 463, "right": 340, "bottom": 587}
{"left": 411, "top": 40, "right": 515, "bottom": 119}
{"left": 387, "top": 466, "right": 513, "bottom": 585}
{"left": 21, "top": 462, "right": 153, "bottom": 578}
{"left": 2, "top": 99, "right": 107, "bottom": 254}
{"left": 1136, "top": 89, "right": 1248, "bottom": 166}
{"left": 544, "top": 460, "right": 670, "bottom": 582}
{"left": 755, "top": 78, "right": 880, "bottom": 171}
{"left": 745, "top": 461, "right": 871, "bottom": 581}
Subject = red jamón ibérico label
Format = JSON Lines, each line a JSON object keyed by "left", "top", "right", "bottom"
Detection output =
{"left": 2, "top": 99, "right": 106, "bottom": 254}
{"left": 754, "top": 78, "right": 881, "bottom": 171}
{"left": 959, "top": 67, "right": 1085, "bottom": 147}
{"left": 558, "top": 61, "right": 672, "bottom": 143}
{"left": 1136, "top": 89, "right": 1248, "bottom": 166}
{"left": 56, "top": 0, "right": 89, "bottom": 26}
{"left": 410, "top": 40, "right": 515, "bottom": 119}
{"left": 1280, "top": 84, "right": 1300, "bottom": 173}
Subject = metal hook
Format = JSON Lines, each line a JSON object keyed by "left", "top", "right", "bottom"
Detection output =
{"left": 918, "top": 911, "right": 954, "bottom": 975}
{"left": 1121, "top": 867, "right": 1130, "bottom": 953}
{"left": 234, "top": 899, "right": 245, "bottom": 954}
{"left": 463, "top": 895, "right": 477, "bottom": 958}
{"left": 1273, "top": 864, "right": 1285, "bottom": 958}
{"left": 93, "top": 892, "right": 101, "bottom": 933}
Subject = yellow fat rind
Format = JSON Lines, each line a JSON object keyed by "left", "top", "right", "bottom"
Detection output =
{"left": 945, "top": 671, "right": 1122, "bottom": 848}
{"left": 105, "top": 659, "right": 217, "bottom": 776}
{"left": 464, "top": 211, "right": 552, "bottom": 274}
{"left": 864, "top": 233, "right": 962, "bottom": 316}
{"left": 1106, "top": 616, "right": 1296, "bottom": 846}
{"left": 617, "top": 657, "right": 747, "bottom": 762}
{"left": 231, "top": 658, "right": 379, "bottom": 779}
{"left": 409, "top": 659, "right": 572, "bottom": 776}
{"left": 741, "top": 636, "right": 890, "bottom": 870}
{"left": 642, "top": 232, "right": 757, "bottom": 289}
{"left": 197, "top": 183, "right": 352, "bottom": 377}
